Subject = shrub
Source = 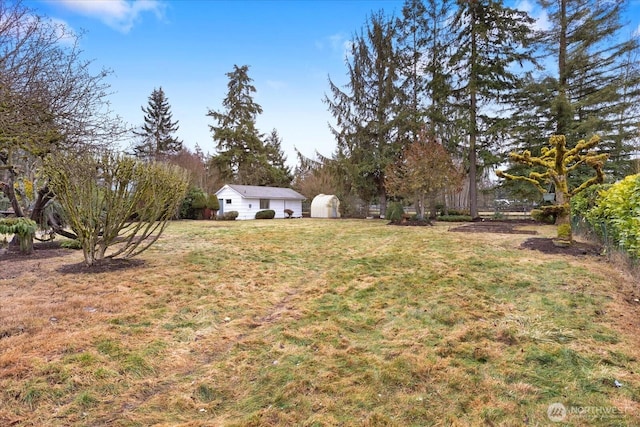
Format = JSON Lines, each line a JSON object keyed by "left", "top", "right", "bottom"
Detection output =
{"left": 220, "top": 211, "right": 238, "bottom": 220}
{"left": 571, "top": 183, "right": 610, "bottom": 220}
{"left": 60, "top": 239, "right": 82, "bottom": 250}
{"left": 207, "top": 195, "right": 220, "bottom": 211}
{"left": 385, "top": 201, "right": 404, "bottom": 221}
{"left": 255, "top": 209, "right": 276, "bottom": 219}
{"left": 0, "top": 217, "right": 37, "bottom": 254}
{"left": 180, "top": 187, "right": 207, "bottom": 219}
{"left": 586, "top": 174, "right": 640, "bottom": 258}
{"left": 45, "top": 151, "right": 189, "bottom": 266}
{"left": 531, "top": 208, "right": 555, "bottom": 224}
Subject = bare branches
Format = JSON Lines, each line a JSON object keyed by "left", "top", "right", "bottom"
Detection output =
{"left": 45, "top": 151, "right": 189, "bottom": 266}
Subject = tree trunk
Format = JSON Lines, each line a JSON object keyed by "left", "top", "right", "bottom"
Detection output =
{"left": 554, "top": 178, "right": 572, "bottom": 244}
{"left": 468, "top": 11, "right": 479, "bottom": 219}
{"left": 18, "top": 231, "right": 34, "bottom": 255}
{"left": 30, "top": 185, "right": 55, "bottom": 225}
{"left": 3, "top": 172, "right": 25, "bottom": 218}
{"left": 379, "top": 188, "right": 387, "bottom": 219}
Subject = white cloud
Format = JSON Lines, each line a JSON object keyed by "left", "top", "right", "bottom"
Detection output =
{"left": 56, "top": 0, "right": 165, "bottom": 33}
{"left": 49, "top": 17, "right": 77, "bottom": 45}
{"left": 516, "top": 0, "right": 550, "bottom": 32}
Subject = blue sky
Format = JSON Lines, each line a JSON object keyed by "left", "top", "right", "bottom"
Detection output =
{"left": 25, "top": 1, "right": 640, "bottom": 167}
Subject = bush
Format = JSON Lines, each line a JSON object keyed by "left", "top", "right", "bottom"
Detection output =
{"left": 0, "top": 217, "right": 37, "bottom": 254}
{"left": 586, "top": 174, "right": 640, "bottom": 258}
{"left": 207, "top": 194, "right": 220, "bottom": 211}
{"left": 180, "top": 187, "right": 207, "bottom": 219}
{"left": 531, "top": 208, "right": 555, "bottom": 224}
{"left": 255, "top": 209, "right": 276, "bottom": 219}
{"left": 385, "top": 201, "right": 404, "bottom": 221}
{"left": 60, "top": 239, "right": 82, "bottom": 250}
{"left": 571, "top": 183, "right": 610, "bottom": 220}
{"left": 45, "top": 151, "right": 189, "bottom": 266}
{"left": 220, "top": 211, "right": 238, "bottom": 220}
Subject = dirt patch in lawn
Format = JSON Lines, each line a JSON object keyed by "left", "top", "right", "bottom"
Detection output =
{"left": 448, "top": 221, "right": 604, "bottom": 257}
{"left": 0, "top": 241, "right": 145, "bottom": 279}
{"left": 448, "top": 220, "right": 538, "bottom": 235}
{"left": 520, "top": 237, "right": 603, "bottom": 257}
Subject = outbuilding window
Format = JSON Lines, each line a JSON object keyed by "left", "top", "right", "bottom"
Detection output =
{"left": 225, "top": 199, "right": 232, "bottom": 204}
{"left": 260, "top": 199, "right": 270, "bottom": 209}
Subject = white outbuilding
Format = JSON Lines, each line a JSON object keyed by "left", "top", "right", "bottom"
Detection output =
{"left": 215, "top": 184, "right": 306, "bottom": 220}
{"left": 310, "top": 194, "right": 340, "bottom": 218}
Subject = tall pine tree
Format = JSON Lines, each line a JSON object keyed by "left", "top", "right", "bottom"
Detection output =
{"left": 449, "top": 0, "right": 535, "bottom": 217}
{"left": 208, "top": 65, "right": 292, "bottom": 187}
{"left": 133, "top": 87, "right": 182, "bottom": 161}
{"left": 539, "top": 0, "right": 640, "bottom": 179}
{"left": 264, "top": 129, "right": 293, "bottom": 187}
{"left": 396, "top": 0, "right": 457, "bottom": 146}
{"left": 325, "top": 11, "right": 400, "bottom": 217}
{"left": 207, "top": 65, "right": 266, "bottom": 185}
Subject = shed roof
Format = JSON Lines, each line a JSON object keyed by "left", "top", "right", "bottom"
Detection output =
{"left": 217, "top": 184, "right": 306, "bottom": 200}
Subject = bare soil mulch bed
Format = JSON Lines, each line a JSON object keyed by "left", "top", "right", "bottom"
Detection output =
{"left": 449, "top": 220, "right": 604, "bottom": 257}
{"left": 520, "top": 237, "right": 603, "bottom": 257}
{"left": 448, "top": 219, "right": 538, "bottom": 235}
{"left": 0, "top": 241, "right": 144, "bottom": 279}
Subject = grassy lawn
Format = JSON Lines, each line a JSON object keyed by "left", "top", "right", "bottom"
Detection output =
{"left": 1, "top": 219, "right": 639, "bottom": 425}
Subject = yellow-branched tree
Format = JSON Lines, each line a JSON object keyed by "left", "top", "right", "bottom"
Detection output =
{"left": 496, "top": 135, "right": 607, "bottom": 244}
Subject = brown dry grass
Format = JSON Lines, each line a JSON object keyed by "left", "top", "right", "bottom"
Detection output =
{"left": 1, "top": 219, "right": 639, "bottom": 426}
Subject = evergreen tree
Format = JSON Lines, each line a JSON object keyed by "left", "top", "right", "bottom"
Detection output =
{"left": 207, "top": 65, "right": 275, "bottom": 185}
{"left": 396, "top": 0, "right": 429, "bottom": 141}
{"left": 396, "top": 0, "right": 457, "bottom": 145}
{"left": 133, "top": 87, "right": 182, "bottom": 161}
{"left": 325, "top": 11, "right": 400, "bottom": 217}
{"left": 509, "top": 0, "right": 640, "bottom": 183}
{"left": 264, "top": 129, "right": 293, "bottom": 187}
{"left": 541, "top": 0, "right": 640, "bottom": 179}
{"left": 449, "top": 0, "right": 535, "bottom": 217}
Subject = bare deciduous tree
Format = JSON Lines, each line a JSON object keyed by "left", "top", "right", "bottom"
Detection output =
{"left": 0, "top": 1, "right": 126, "bottom": 240}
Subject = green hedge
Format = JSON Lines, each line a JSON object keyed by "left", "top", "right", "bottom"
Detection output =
{"left": 255, "top": 209, "right": 275, "bottom": 219}
{"left": 220, "top": 211, "right": 238, "bottom": 220}
{"left": 584, "top": 174, "right": 640, "bottom": 258}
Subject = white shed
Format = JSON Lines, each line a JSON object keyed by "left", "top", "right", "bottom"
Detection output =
{"left": 215, "top": 184, "right": 306, "bottom": 220}
{"left": 310, "top": 194, "right": 340, "bottom": 218}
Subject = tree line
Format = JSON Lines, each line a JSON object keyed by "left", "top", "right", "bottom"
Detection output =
{"left": 2, "top": 0, "right": 639, "bottom": 253}
{"left": 109, "top": 0, "right": 640, "bottom": 220}
{"left": 302, "top": 0, "right": 639, "bottom": 218}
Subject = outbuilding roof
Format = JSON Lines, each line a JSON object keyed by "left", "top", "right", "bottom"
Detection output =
{"left": 217, "top": 184, "right": 306, "bottom": 200}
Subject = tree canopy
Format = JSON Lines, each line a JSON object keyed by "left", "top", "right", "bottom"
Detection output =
{"left": 133, "top": 87, "right": 183, "bottom": 161}
{"left": 207, "top": 65, "right": 292, "bottom": 187}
